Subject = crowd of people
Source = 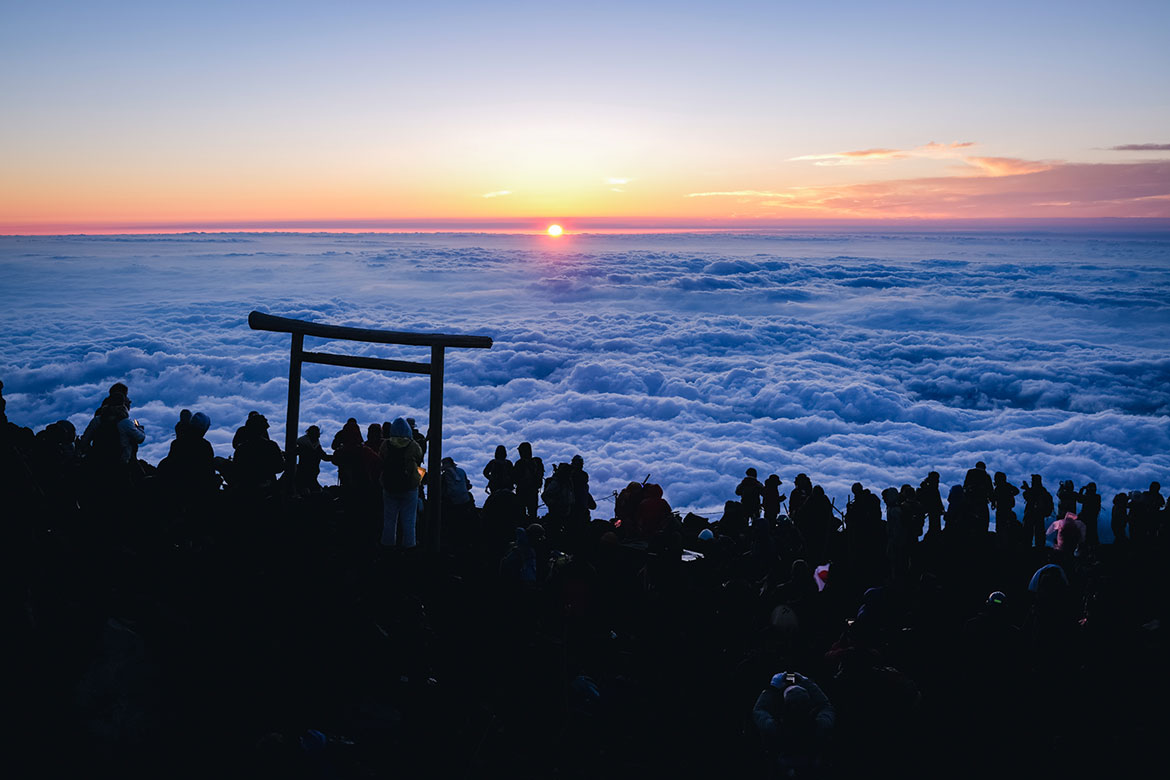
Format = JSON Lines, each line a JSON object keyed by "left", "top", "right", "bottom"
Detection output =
{"left": 1, "top": 378, "right": 1167, "bottom": 778}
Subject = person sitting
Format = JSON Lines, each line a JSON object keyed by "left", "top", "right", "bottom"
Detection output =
{"left": 752, "top": 671, "right": 836, "bottom": 775}
{"left": 158, "top": 410, "right": 217, "bottom": 499}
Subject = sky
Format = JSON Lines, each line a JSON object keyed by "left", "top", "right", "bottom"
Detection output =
{"left": 2, "top": 0, "right": 1169, "bottom": 232}
{"left": 2, "top": 230, "right": 1167, "bottom": 540}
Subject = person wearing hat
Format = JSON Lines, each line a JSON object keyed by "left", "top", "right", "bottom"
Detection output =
{"left": 752, "top": 671, "right": 836, "bottom": 773}
{"left": 736, "top": 468, "right": 765, "bottom": 520}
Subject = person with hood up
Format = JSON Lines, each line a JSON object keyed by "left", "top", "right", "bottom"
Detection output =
{"left": 513, "top": 441, "right": 544, "bottom": 522}
{"left": 158, "top": 410, "right": 216, "bottom": 497}
{"left": 482, "top": 445, "right": 515, "bottom": 494}
{"left": 379, "top": 417, "right": 423, "bottom": 549}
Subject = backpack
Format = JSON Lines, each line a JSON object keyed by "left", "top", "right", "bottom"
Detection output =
{"left": 542, "top": 469, "right": 574, "bottom": 512}
{"left": 90, "top": 416, "right": 122, "bottom": 464}
{"left": 382, "top": 443, "right": 418, "bottom": 493}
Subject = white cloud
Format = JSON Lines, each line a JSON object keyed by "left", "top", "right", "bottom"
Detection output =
{"left": 2, "top": 231, "right": 1168, "bottom": 544}
{"left": 481, "top": 190, "right": 512, "bottom": 198}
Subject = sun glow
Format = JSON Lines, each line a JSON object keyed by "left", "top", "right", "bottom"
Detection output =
{"left": 546, "top": 224, "right": 564, "bottom": 237}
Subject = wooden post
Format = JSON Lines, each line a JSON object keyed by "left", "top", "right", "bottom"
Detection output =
{"left": 427, "top": 345, "right": 445, "bottom": 553}
{"left": 285, "top": 332, "right": 304, "bottom": 488}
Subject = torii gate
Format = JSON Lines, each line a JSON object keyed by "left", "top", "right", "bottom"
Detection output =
{"left": 248, "top": 310, "right": 493, "bottom": 552}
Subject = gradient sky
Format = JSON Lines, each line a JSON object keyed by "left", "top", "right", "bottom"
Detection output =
{"left": 2, "top": 0, "right": 1169, "bottom": 232}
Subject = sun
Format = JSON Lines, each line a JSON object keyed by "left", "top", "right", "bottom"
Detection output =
{"left": 546, "top": 224, "right": 564, "bottom": 237}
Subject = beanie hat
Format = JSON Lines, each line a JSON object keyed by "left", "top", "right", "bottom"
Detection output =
{"left": 190, "top": 412, "right": 211, "bottom": 436}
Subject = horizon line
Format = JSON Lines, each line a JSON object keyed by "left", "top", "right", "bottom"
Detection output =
{"left": 4, "top": 216, "right": 1170, "bottom": 237}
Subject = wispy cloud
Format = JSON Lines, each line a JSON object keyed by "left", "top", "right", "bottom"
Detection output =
{"left": 481, "top": 190, "right": 512, "bottom": 199}
{"left": 607, "top": 177, "right": 631, "bottom": 185}
{"left": 686, "top": 190, "right": 795, "bottom": 199}
{"left": 791, "top": 141, "right": 975, "bottom": 166}
{"left": 684, "top": 160, "right": 1170, "bottom": 219}
{"left": 1108, "top": 143, "right": 1170, "bottom": 151}
{"left": 960, "top": 157, "right": 1054, "bottom": 177}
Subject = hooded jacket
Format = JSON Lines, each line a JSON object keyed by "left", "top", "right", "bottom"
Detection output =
{"left": 379, "top": 417, "right": 423, "bottom": 493}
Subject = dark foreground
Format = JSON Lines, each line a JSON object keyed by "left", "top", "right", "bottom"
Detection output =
{"left": 4, "top": 482, "right": 1169, "bottom": 780}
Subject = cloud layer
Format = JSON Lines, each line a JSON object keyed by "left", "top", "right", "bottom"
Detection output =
{"left": 2, "top": 231, "right": 1168, "bottom": 537}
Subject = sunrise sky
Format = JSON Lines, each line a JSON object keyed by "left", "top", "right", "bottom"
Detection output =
{"left": 2, "top": 0, "right": 1168, "bottom": 233}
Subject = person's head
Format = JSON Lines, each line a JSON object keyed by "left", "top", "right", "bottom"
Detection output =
{"left": 812, "top": 485, "right": 825, "bottom": 497}
{"left": 526, "top": 523, "right": 545, "bottom": 543}
{"left": 306, "top": 425, "right": 320, "bottom": 439}
{"left": 994, "top": 471, "right": 1007, "bottom": 484}
{"left": 746, "top": 467, "right": 757, "bottom": 478}
{"left": 986, "top": 591, "right": 1007, "bottom": 610}
{"left": 1031, "top": 474, "right": 1043, "bottom": 486}
{"left": 367, "top": 423, "right": 381, "bottom": 441}
{"left": 697, "top": 528, "right": 714, "bottom": 541}
{"left": 518, "top": 441, "right": 532, "bottom": 458}
{"left": 765, "top": 474, "right": 780, "bottom": 486}
{"left": 882, "top": 487, "right": 900, "bottom": 506}
{"left": 105, "top": 391, "right": 129, "bottom": 411}
{"left": 495, "top": 444, "right": 507, "bottom": 459}
{"left": 571, "top": 454, "right": 584, "bottom": 469}
{"left": 441, "top": 456, "right": 455, "bottom": 469}
{"left": 1085, "top": 482, "right": 1096, "bottom": 495}
{"left": 109, "top": 382, "right": 129, "bottom": 401}
{"left": 851, "top": 482, "right": 863, "bottom": 496}
{"left": 976, "top": 461, "right": 986, "bottom": 471}
{"left": 389, "top": 417, "right": 411, "bottom": 439}
{"left": 1150, "top": 481, "right": 1162, "bottom": 494}
{"left": 407, "top": 417, "right": 418, "bottom": 430}
{"left": 795, "top": 473, "right": 810, "bottom": 488}
{"left": 190, "top": 412, "right": 211, "bottom": 437}
{"left": 928, "top": 471, "right": 940, "bottom": 483}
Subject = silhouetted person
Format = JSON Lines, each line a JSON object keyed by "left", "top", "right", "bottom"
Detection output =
{"left": 1129, "top": 482, "right": 1164, "bottom": 543}
{"left": 379, "top": 417, "right": 423, "bottom": 549}
{"left": 1022, "top": 474, "right": 1054, "bottom": 548}
{"left": 81, "top": 391, "right": 145, "bottom": 492}
{"left": 513, "top": 441, "right": 544, "bottom": 523}
{"left": 963, "top": 461, "right": 994, "bottom": 533}
{"left": 992, "top": 470, "right": 1020, "bottom": 541}
{"left": 295, "top": 425, "right": 332, "bottom": 494}
{"left": 752, "top": 672, "right": 835, "bottom": 775}
{"left": 796, "top": 485, "right": 835, "bottom": 564}
{"left": 482, "top": 445, "right": 515, "bottom": 494}
{"left": 614, "top": 481, "right": 643, "bottom": 533}
{"left": 736, "top": 468, "right": 764, "bottom": 520}
{"left": 918, "top": 471, "right": 944, "bottom": 535}
{"left": 1076, "top": 482, "right": 1101, "bottom": 546}
{"left": 636, "top": 483, "right": 671, "bottom": 541}
{"left": 440, "top": 456, "right": 475, "bottom": 551}
{"left": 566, "top": 454, "right": 595, "bottom": 544}
{"left": 883, "top": 487, "right": 913, "bottom": 582}
{"left": 233, "top": 410, "right": 263, "bottom": 450}
{"left": 542, "top": 462, "right": 575, "bottom": 533}
{"left": 158, "top": 410, "right": 216, "bottom": 499}
{"left": 365, "top": 423, "right": 382, "bottom": 452}
{"left": 762, "top": 474, "right": 786, "bottom": 521}
{"left": 1111, "top": 492, "right": 1129, "bottom": 544}
{"left": 1056, "top": 479, "right": 1077, "bottom": 519}
{"left": 789, "top": 472, "right": 813, "bottom": 519}
{"left": 406, "top": 417, "right": 427, "bottom": 458}
{"left": 231, "top": 412, "right": 283, "bottom": 490}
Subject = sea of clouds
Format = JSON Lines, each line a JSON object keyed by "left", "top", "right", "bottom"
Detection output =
{"left": 2, "top": 230, "right": 1168, "bottom": 537}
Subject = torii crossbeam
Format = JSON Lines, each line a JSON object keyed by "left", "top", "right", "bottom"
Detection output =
{"left": 249, "top": 310, "right": 493, "bottom": 552}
